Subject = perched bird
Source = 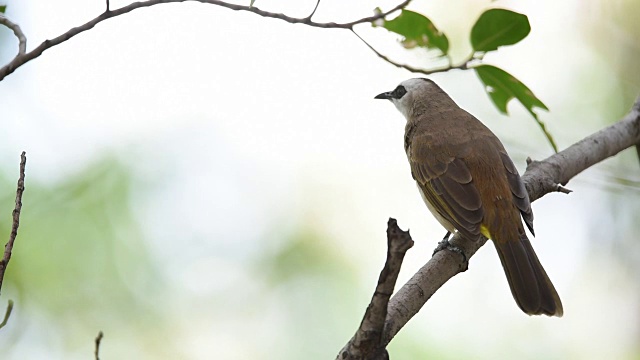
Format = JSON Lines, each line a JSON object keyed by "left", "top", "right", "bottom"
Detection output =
{"left": 375, "top": 78, "right": 563, "bottom": 316}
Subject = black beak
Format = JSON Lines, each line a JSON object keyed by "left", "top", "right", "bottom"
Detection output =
{"left": 374, "top": 91, "right": 392, "bottom": 100}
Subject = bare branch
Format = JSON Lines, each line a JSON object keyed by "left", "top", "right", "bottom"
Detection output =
{"left": 382, "top": 233, "right": 485, "bottom": 344}
{"left": 351, "top": 30, "right": 473, "bottom": 76}
{"left": 523, "top": 96, "right": 640, "bottom": 202}
{"left": 306, "top": 0, "right": 321, "bottom": 21}
{"left": 0, "top": 0, "right": 411, "bottom": 81}
{"left": 95, "top": 331, "right": 104, "bottom": 360}
{"left": 0, "top": 152, "right": 27, "bottom": 295}
{"left": 0, "top": 13, "right": 27, "bottom": 57}
{"left": 337, "top": 219, "right": 413, "bottom": 360}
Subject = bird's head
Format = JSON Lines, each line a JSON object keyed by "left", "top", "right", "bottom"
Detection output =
{"left": 375, "top": 78, "right": 450, "bottom": 120}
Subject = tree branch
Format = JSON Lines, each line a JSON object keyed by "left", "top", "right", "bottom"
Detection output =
{"left": 0, "top": 152, "right": 27, "bottom": 295}
{"left": 305, "top": 0, "right": 321, "bottom": 21}
{"left": 338, "top": 96, "right": 640, "bottom": 357}
{"left": 523, "top": 96, "right": 640, "bottom": 201}
{"left": 0, "top": 0, "right": 411, "bottom": 81}
{"left": 351, "top": 29, "right": 474, "bottom": 76}
{"left": 0, "top": 13, "right": 27, "bottom": 57}
{"left": 380, "top": 232, "right": 486, "bottom": 346}
{"left": 95, "top": 331, "right": 104, "bottom": 360}
{"left": 338, "top": 219, "right": 413, "bottom": 360}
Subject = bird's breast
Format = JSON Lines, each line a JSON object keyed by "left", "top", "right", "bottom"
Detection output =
{"left": 416, "top": 182, "right": 456, "bottom": 233}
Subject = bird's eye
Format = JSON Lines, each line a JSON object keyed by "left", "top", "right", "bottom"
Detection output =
{"left": 393, "top": 86, "right": 407, "bottom": 98}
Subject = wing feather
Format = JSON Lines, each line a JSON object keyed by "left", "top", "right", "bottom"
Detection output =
{"left": 410, "top": 136, "right": 484, "bottom": 241}
{"left": 499, "top": 151, "right": 534, "bottom": 235}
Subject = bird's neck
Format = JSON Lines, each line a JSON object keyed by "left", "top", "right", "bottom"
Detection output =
{"left": 406, "top": 97, "right": 458, "bottom": 125}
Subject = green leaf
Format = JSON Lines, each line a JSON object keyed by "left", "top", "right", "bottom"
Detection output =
{"left": 475, "top": 65, "right": 546, "bottom": 114}
{"left": 0, "top": 5, "right": 6, "bottom": 13}
{"left": 378, "top": 9, "right": 449, "bottom": 54}
{"left": 471, "top": 9, "right": 530, "bottom": 52}
{"left": 475, "top": 65, "right": 558, "bottom": 152}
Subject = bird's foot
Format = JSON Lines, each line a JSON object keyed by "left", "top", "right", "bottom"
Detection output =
{"left": 432, "top": 233, "right": 468, "bottom": 271}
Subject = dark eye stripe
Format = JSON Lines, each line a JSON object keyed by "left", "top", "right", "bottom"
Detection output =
{"left": 393, "top": 86, "right": 407, "bottom": 99}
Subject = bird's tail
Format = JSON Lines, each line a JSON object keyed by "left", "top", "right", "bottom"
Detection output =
{"left": 493, "top": 233, "right": 563, "bottom": 317}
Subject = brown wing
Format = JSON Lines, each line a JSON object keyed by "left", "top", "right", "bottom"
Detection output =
{"left": 409, "top": 133, "right": 484, "bottom": 241}
{"left": 498, "top": 148, "right": 534, "bottom": 235}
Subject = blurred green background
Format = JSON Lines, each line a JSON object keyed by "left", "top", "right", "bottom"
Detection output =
{"left": 0, "top": 0, "right": 639, "bottom": 359}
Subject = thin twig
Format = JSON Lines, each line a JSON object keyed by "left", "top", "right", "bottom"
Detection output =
{"left": 306, "top": 0, "right": 321, "bottom": 20}
{"left": 555, "top": 184, "right": 572, "bottom": 194}
{"left": 0, "top": 14, "right": 27, "bottom": 56}
{"left": 95, "top": 331, "right": 104, "bottom": 360}
{"left": 0, "top": 152, "right": 27, "bottom": 296}
{"left": 0, "top": 0, "right": 411, "bottom": 81}
{"left": 106, "top": 0, "right": 110, "bottom": 12}
{"left": 0, "top": 300, "right": 14, "bottom": 329}
{"left": 351, "top": 29, "right": 473, "bottom": 76}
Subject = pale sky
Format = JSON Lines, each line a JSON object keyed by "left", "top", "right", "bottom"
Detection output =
{"left": 1, "top": 0, "right": 638, "bottom": 359}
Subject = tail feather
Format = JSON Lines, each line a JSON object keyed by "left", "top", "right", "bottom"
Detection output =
{"left": 493, "top": 236, "right": 563, "bottom": 317}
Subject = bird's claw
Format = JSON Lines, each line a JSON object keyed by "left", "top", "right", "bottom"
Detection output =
{"left": 432, "top": 237, "right": 468, "bottom": 271}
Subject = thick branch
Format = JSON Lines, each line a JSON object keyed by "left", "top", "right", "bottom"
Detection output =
{"left": 381, "top": 233, "right": 485, "bottom": 345}
{"left": 0, "top": 0, "right": 410, "bottom": 81}
{"left": 523, "top": 96, "right": 640, "bottom": 201}
{"left": 341, "top": 96, "right": 640, "bottom": 355}
{"left": 0, "top": 152, "right": 26, "bottom": 295}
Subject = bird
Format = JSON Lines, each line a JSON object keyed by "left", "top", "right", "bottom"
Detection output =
{"left": 375, "top": 78, "right": 563, "bottom": 317}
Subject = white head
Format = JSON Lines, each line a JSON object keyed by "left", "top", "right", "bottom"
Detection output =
{"left": 375, "top": 78, "right": 449, "bottom": 120}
